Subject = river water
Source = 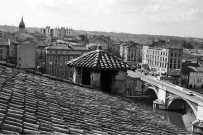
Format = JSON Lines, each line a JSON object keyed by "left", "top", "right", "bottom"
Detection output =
{"left": 133, "top": 98, "right": 197, "bottom": 134}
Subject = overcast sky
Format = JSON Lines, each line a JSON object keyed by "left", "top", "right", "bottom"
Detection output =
{"left": 0, "top": 0, "right": 203, "bottom": 38}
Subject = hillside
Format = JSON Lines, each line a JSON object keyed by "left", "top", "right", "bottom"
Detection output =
{"left": 0, "top": 25, "right": 40, "bottom": 33}
{"left": 1, "top": 25, "right": 203, "bottom": 48}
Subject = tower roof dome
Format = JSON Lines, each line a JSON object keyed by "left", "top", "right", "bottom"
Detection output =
{"left": 19, "top": 17, "right": 25, "bottom": 29}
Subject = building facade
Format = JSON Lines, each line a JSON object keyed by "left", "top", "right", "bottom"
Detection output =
{"left": 142, "top": 44, "right": 183, "bottom": 76}
{"left": 46, "top": 43, "right": 89, "bottom": 79}
{"left": 17, "top": 40, "right": 37, "bottom": 68}
{"left": 183, "top": 66, "right": 203, "bottom": 88}
{"left": 120, "top": 41, "right": 142, "bottom": 66}
{"left": 40, "top": 26, "right": 74, "bottom": 39}
{"left": 0, "top": 39, "right": 9, "bottom": 61}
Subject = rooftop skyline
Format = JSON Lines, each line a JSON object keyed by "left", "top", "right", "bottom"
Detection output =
{"left": 0, "top": 0, "right": 203, "bottom": 38}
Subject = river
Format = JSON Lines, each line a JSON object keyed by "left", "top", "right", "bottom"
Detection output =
{"left": 133, "top": 98, "right": 197, "bottom": 134}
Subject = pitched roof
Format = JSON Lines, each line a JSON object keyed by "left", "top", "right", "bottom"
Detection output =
{"left": 46, "top": 45, "right": 88, "bottom": 51}
{"left": 121, "top": 41, "right": 143, "bottom": 49}
{"left": 29, "top": 32, "right": 46, "bottom": 37}
{"left": 188, "top": 66, "right": 203, "bottom": 72}
{"left": 67, "top": 49, "right": 134, "bottom": 70}
{"left": 0, "top": 64, "right": 186, "bottom": 134}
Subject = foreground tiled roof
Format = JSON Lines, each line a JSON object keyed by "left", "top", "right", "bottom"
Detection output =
{"left": 67, "top": 50, "right": 134, "bottom": 70}
{"left": 0, "top": 65, "right": 187, "bottom": 134}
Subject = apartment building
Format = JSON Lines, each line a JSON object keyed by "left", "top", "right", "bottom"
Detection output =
{"left": 40, "top": 26, "right": 74, "bottom": 39}
{"left": 142, "top": 44, "right": 183, "bottom": 76}
{"left": 46, "top": 43, "right": 89, "bottom": 79}
{"left": 120, "top": 41, "right": 142, "bottom": 66}
{"left": 184, "top": 66, "right": 203, "bottom": 88}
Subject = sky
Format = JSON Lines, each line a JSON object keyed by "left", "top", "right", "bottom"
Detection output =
{"left": 0, "top": 0, "right": 203, "bottom": 38}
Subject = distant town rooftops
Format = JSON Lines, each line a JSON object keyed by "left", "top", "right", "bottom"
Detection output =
{"left": 146, "top": 43, "right": 183, "bottom": 50}
{"left": 13, "top": 32, "right": 38, "bottom": 43}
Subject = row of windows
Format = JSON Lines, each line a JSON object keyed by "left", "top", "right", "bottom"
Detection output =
{"left": 49, "top": 67, "right": 73, "bottom": 78}
{"left": 49, "top": 55, "right": 75, "bottom": 64}
{"left": 127, "top": 57, "right": 142, "bottom": 62}
{"left": 147, "top": 60, "right": 181, "bottom": 69}
{"left": 190, "top": 73, "right": 203, "bottom": 76}
{"left": 147, "top": 49, "right": 168, "bottom": 56}
{"left": 169, "top": 63, "right": 181, "bottom": 69}
{"left": 170, "top": 52, "right": 181, "bottom": 57}
{"left": 148, "top": 60, "right": 168, "bottom": 69}
{"left": 128, "top": 48, "right": 141, "bottom": 52}
{"left": 49, "top": 50, "right": 84, "bottom": 55}
{"left": 191, "top": 78, "right": 202, "bottom": 83}
{"left": 170, "top": 58, "right": 181, "bottom": 64}
{"left": 146, "top": 55, "right": 168, "bottom": 62}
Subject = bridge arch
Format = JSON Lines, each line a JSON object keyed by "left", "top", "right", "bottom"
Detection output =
{"left": 167, "top": 97, "right": 197, "bottom": 118}
{"left": 144, "top": 86, "right": 158, "bottom": 98}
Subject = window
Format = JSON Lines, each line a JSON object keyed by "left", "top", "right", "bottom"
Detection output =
{"left": 170, "top": 64, "right": 172, "bottom": 68}
{"left": 171, "top": 53, "right": 173, "bottom": 57}
{"left": 178, "top": 64, "right": 180, "bottom": 69}
{"left": 175, "top": 53, "right": 177, "bottom": 57}
{"left": 0, "top": 49, "right": 3, "bottom": 54}
{"left": 170, "top": 58, "right": 173, "bottom": 63}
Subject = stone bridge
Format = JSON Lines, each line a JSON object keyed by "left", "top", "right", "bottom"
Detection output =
{"left": 143, "top": 83, "right": 203, "bottom": 133}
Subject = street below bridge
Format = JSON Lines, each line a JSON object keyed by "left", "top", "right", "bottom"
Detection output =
{"left": 127, "top": 70, "right": 203, "bottom": 104}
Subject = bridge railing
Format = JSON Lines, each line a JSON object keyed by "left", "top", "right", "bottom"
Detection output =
{"left": 182, "top": 87, "right": 203, "bottom": 97}
{"left": 131, "top": 71, "right": 203, "bottom": 98}
{"left": 144, "top": 75, "right": 203, "bottom": 97}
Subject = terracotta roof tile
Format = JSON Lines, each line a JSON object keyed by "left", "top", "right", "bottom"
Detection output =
{"left": 67, "top": 50, "right": 134, "bottom": 70}
{"left": 0, "top": 64, "right": 187, "bottom": 134}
